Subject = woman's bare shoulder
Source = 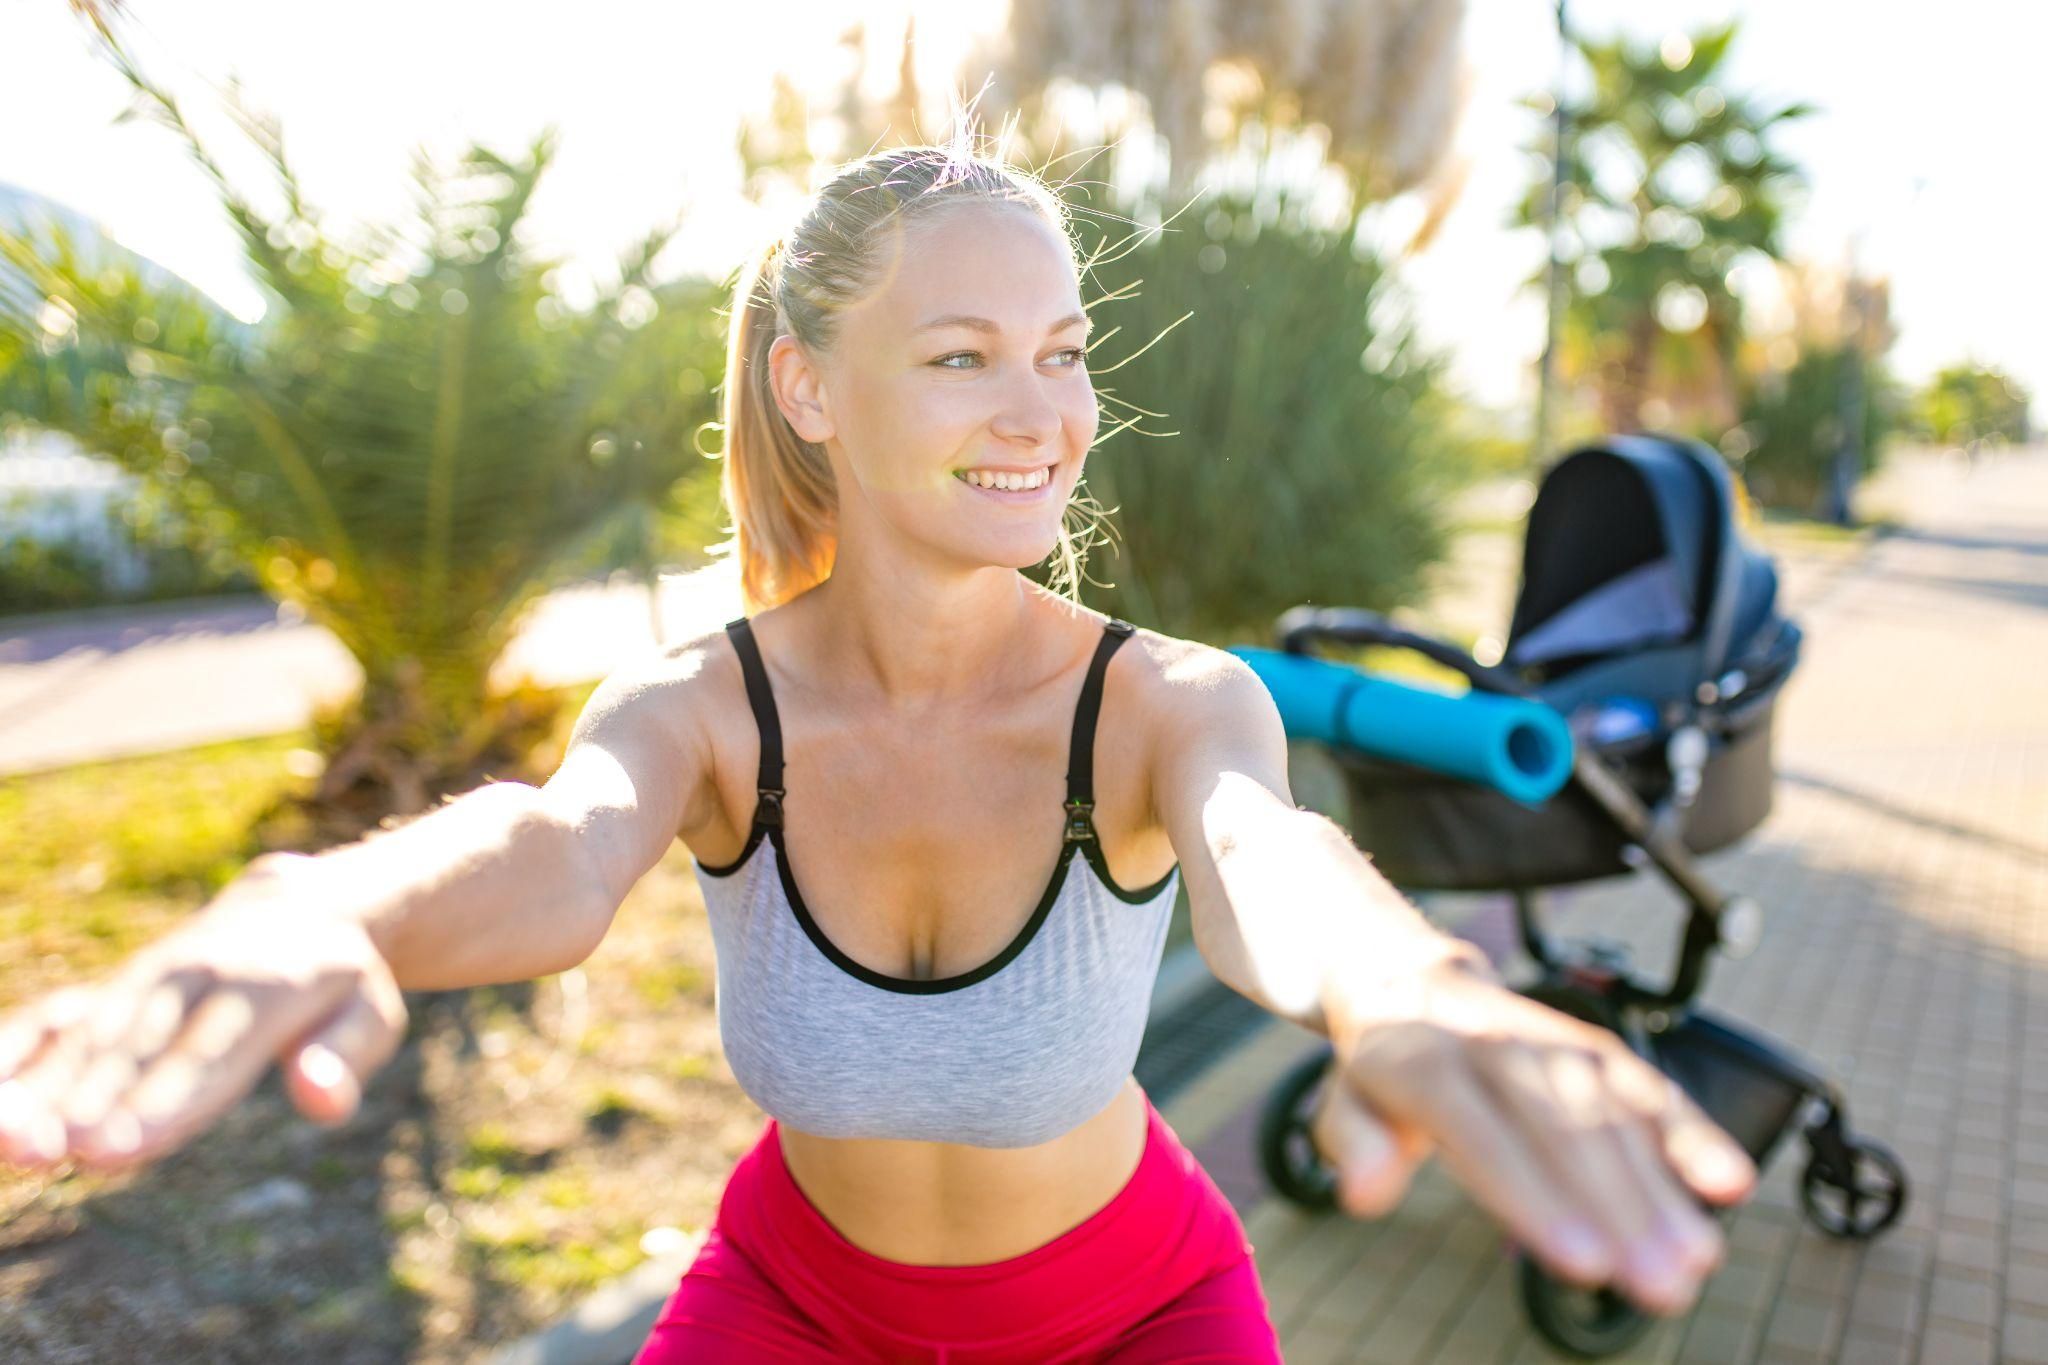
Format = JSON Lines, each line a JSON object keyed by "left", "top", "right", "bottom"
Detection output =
{"left": 589, "top": 621, "right": 748, "bottom": 737}
{"left": 554, "top": 622, "right": 754, "bottom": 823}
{"left": 1113, "top": 622, "right": 1259, "bottom": 715}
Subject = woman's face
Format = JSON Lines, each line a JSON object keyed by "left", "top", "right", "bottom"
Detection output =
{"left": 770, "top": 201, "right": 1098, "bottom": 572}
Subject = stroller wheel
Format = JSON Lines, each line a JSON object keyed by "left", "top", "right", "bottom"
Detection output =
{"left": 1518, "top": 1254, "right": 1654, "bottom": 1359}
{"left": 1256, "top": 1045, "right": 1341, "bottom": 1210}
{"left": 1800, "top": 1137, "right": 1907, "bottom": 1239}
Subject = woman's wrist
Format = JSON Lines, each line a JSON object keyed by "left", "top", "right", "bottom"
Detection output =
{"left": 1320, "top": 931, "right": 1504, "bottom": 1055}
{"left": 1417, "top": 936, "right": 1504, "bottom": 989}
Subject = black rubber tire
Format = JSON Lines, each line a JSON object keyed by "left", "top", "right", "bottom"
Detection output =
{"left": 1519, "top": 1254, "right": 1656, "bottom": 1359}
{"left": 1256, "top": 1045, "right": 1341, "bottom": 1210}
{"left": 1800, "top": 1137, "right": 1907, "bottom": 1239}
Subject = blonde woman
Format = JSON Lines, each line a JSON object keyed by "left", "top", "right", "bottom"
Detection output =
{"left": 0, "top": 143, "right": 1756, "bottom": 1361}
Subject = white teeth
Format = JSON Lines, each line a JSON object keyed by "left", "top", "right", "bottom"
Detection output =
{"left": 961, "top": 467, "right": 1050, "bottom": 491}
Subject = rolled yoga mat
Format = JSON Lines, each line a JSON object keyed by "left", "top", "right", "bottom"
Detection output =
{"left": 1228, "top": 646, "right": 1576, "bottom": 805}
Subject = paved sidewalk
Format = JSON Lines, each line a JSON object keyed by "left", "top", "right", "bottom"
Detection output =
{"left": 0, "top": 562, "right": 747, "bottom": 776}
{"left": 1163, "top": 446, "right": 2048, "bottom": 1363}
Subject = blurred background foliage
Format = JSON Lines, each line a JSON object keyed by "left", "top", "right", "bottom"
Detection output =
{"left": 0, "top": 25, "right": 731, "bottom": 832}
{"left": 1020, "top": 180, "right": 1482, "bottom": 645}
{"left": 1512, "top": 19, "right": 1810, "bottom": 440}
{"left": 0, "top": 478, "right": 258, "bottom": 615}
{"left": 1912, "top": 362, "right": 2033, "bottom": 448}
{"left": 1735, "top": 340, "right": 1903, "bottom": 515}
{"left": 1726, "top": 263, "right": 1900, "bottom": 515}
{"left": 1503, "top": 15, "right": 1991, "bottom": 519}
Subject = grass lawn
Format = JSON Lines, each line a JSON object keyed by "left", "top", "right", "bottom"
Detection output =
{"left": 0, "top": 714, "right": 760, "bottom": 1363}
{"left": 0, "top": 733, "right": 311, "bottom": 1006}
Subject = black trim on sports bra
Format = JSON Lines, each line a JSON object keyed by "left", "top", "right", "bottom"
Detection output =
{"left": 695, "top": 614, "right": 1180, "bottom": 993}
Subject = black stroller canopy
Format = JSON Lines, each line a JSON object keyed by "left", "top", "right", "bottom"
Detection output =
{"left": 1505, "top": 434, "right": 1780, "bottom": 683}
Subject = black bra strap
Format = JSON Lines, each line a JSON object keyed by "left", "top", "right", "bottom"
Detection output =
{"left": 1065, "top": 618, "right": 1136, "bottom": 844}
{"left": 723, "top": 617, "right": 785, "bottom": 829}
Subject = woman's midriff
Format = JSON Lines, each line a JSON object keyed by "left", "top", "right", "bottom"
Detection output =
{"left": 771, "top": 1073, "right": 1151, "bottom": 1266}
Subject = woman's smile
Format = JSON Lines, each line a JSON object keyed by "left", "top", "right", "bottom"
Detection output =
{"left": 953, "top": 463, "right": 1061, "bottom": 505}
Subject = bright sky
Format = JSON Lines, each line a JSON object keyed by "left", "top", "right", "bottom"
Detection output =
{"left": 3, "top": 0, "right": 2041, "bottom": 424}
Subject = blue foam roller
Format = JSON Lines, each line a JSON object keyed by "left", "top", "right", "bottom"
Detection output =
{"left": 1228, "top": 646, "right": 1575, "bottom": 805}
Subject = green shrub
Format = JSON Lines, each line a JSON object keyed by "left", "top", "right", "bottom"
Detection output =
{"left": 1734, "top": 343, "right": 1902, "bottom": 514}
{"left": 1042, "top": 187, "right": 1481, "bottom": 647}
{"left": 1914, "top": 363, "right": 2033, "bottom": 447}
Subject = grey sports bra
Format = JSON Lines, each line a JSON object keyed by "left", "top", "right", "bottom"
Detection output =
{"left": 692, "top": 614, "right": 1182, "bottom": 1147}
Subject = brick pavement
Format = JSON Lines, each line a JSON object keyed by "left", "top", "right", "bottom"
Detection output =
{"left": 1159, "top": 447, "right": 2048, "bottom": 1364}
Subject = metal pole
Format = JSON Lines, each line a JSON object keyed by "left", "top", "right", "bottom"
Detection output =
{"left": 1828, "top": 233, "right": 1866, "bottom": 526}
{"left": 1533, "top": 0, "right": 1571, "bottom": 467}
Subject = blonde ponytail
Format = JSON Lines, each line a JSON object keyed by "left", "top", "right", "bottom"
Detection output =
{"left": 711, "top": 236, "right": 840, "bottom": 615}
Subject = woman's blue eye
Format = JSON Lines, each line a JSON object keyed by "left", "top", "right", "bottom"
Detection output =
{"left": 933, "top": 348, "right": 1089, "bottom": 370}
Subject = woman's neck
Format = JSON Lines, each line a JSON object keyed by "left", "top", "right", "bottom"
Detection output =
{"left": 792, "top": 564, "right": 1072, "bottom": 712}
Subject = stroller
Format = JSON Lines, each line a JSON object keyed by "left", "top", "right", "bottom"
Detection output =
{"left": 1247, "top": 435, "right": 1908, "bottom": 1358}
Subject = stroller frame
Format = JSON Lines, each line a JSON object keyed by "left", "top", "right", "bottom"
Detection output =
{"left": 1252, "top": 441, "right": 1910, "bottom": 1358}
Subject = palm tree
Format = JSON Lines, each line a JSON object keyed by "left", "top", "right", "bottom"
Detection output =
{"left": 1513, "top": 20, "right": 1811, "bottom": 433}
{"left": 0, "top": 18, "right": 728, "bottom": 829}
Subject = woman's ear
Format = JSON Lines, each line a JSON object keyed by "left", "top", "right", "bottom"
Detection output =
{"left": 768, "top": 335, "right": 835, "bottom": 445}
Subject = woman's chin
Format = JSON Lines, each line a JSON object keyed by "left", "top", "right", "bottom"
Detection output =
{"left": 955, "top": 527, "right": 1064, "bottom": 572}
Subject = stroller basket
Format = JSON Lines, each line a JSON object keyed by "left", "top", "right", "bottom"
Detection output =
{"left": 1650, "top": 1007, "right": 1815, "bottom": 1167}
{"left": 1335, "top": 682, "right": 1783, "bottom": 890}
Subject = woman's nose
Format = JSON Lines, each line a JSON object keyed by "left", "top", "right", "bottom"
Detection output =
{"left": 989, "top": 373, "right": 1065, "bottom": 445}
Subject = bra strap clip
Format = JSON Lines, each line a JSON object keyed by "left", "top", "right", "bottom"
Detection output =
{"left": 1063, "top": 797, "right": 1097, "bottom": 844}
{"left": 755, "top": 786, "right": 786, "bottom": 829}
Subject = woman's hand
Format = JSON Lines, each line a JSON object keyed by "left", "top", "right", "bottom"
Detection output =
{"left": 1311, "top": 954, "right": 1758, "bottom": 1318}
{"left": 0, "top": 855, "right": 408, "bottom": 1173}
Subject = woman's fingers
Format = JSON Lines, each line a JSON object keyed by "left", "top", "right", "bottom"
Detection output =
{"left": 0, "top": 1078, "right": 68, "bottom": 1165}
{"left": 70, "top": 983, "right": 292, "bottom": 1169}
{"left": 54, "top": 967, "right": 213, "bottom": 1136}
{"left": 281, "top": 972, "right": 407, "bottom": 1126}
{"left": 0, "top": 992, "right": 77, "bottom": 1163}
{"left": 1486, "top": 1036, "right": 1722, "bottom": 1314}
{"left": 4, "top": 1003, "right": 96, "bottom": 1158}
{"left": 0, "top": 968, "right": 209, "bottom": 1166}
{"left": 0, "top": 987, "right": 83, "bottom": 1076}
{"left": 1312, "top": 1071, "right": 1432, "bottom": 1217}
{"left": 1618, "top": 1053, "right": 1758, "bottom": 1207}
{"left": 1603, "top": 1099, "right": 1726, "bottom": 1309}
{"left": 0, "top": 903, "right": 405, "bottom": 1175}
{"left": 1395, "top": 1059, "right": 1620, "bottom": 1289}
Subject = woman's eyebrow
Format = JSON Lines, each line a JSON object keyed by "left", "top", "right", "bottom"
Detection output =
{"left": 914, "top": 312, "right": 1091, "bottom": 337}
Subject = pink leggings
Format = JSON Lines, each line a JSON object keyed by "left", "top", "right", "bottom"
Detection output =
{"left": 633, "top": 1092, "right": 1283, "bottom": 1363}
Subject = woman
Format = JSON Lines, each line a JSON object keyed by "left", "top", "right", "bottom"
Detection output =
{"left": 0, "top": 143, "right": 1756, "bottom": 1362}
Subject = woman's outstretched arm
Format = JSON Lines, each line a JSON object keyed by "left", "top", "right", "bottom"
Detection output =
{"left": 1146, "top": 642, "right": 1757, "bottom": 1321}
{"left": 0, "top": 634, "right": 723, "bottom": 1173}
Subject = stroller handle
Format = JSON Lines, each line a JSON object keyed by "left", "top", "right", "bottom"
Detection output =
{"left": 1275, "top": 606, "right": 1535, "bottom": 700}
